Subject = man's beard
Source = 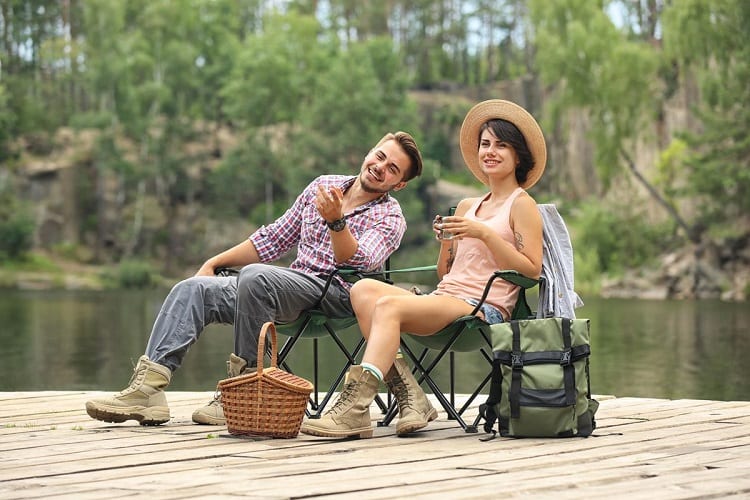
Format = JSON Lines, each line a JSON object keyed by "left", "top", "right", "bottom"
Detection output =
{"left": 358, "top": 171, "right": 392, "bottom": 194}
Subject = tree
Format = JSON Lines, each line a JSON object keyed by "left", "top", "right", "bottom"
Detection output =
{"left": 663, "top": 0, "right": 750, "bottom": 232}
{"left": 530, "top": 0, "right": 697, "bottom": 241}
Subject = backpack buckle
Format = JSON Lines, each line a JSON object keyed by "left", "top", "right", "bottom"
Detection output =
{"left": 511, "top": 352, "right": 523, "bottom": 369}
{"left": 560, "top": 349, "right": 572, "bottom": 366}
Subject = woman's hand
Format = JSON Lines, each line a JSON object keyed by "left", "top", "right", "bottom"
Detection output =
{"left": 432, "top": 215, "right": 447, "bottom": 241}
{"left": 433, "top": 215, "right": 487, "bottom": 241}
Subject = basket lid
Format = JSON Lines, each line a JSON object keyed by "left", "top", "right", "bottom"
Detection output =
{"left": 218, "top": 367, "right": 313, "bottom": 395}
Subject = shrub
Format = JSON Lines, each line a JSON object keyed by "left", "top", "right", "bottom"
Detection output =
{"left": 0, "top": 203, "right": 35, "bottom": 260}
{"left": 572, "top": 201, "right": 677, "bottom": 275}
{"left": 115, "top": 260, "right": 155, "bottom": 289}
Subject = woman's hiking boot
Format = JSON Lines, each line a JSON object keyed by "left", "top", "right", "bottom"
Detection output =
{"left": 384, "top": 357, "right": 438, "bottom": 435}
{"left": 192, "top": 353, "right": 249, "bottom": 425}
{"left": 85, "top": 356, "right": 171, "bottom": 425}
{"left": 300, "top": 365, "right": 379, "bottom": 439}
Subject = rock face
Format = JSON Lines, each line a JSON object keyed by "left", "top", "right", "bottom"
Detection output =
{"left": 602, "top": 235, "right": 750, "bottom": 301}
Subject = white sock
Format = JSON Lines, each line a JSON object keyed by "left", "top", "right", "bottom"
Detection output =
{"left": 360, "top": 362, "right": 383, "bottom": 382}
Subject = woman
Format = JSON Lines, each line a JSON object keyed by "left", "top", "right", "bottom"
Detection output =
{"left": 300, "top": 99, "right": 546, "bottom": 439}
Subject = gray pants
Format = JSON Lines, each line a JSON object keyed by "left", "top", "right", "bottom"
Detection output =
{"left": 145, "top": 263, "right": 353, "bottom": 372}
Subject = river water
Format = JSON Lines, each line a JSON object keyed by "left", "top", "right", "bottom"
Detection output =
{"left": 0, "top": 289, "right": 748, "bottom": 401}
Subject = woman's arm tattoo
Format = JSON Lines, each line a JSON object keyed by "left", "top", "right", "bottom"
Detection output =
{"left": 514, "top": 231, "right": 524, "bottom": 250}
{"left": 446, "top": 244, "right": 455, "bottom": 271}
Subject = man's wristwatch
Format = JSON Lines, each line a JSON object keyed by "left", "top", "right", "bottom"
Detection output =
{"left": 326, "top": 217, "right": 347, "bottom": 232}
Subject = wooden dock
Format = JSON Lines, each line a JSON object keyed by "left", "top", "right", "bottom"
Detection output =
{"left": 1, "top": 391, "right": 749, "bottom": 499}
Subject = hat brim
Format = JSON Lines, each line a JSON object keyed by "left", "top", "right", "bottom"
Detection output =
{"left": 459, "top": 99, "right": 547, "bottom": 188}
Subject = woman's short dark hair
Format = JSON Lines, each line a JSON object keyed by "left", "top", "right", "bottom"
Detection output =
{"left": 479, "top": 119, "right": 534, "bottom": 185}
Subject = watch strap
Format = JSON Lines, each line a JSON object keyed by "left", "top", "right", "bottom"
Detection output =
{"left": 326, "top": 217, "right": 347, "bottom": 232}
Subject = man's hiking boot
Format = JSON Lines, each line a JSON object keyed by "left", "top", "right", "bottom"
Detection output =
{"left": 85, "top": 356, "right": 171, "bottom": 425}
{"left": 300, "top": 365, "right": 379, "bottom": 439}
{"left": 192, "top": 353, "right": 249, "bottom": 425}
{"left": 384, "top": 357, "right": 438, "bottom": 435}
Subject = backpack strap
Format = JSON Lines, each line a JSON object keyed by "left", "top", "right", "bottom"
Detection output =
{"left": 509, "top": 320, "right": 523, "bottom": 418}
{"left": 479, "top": 357, "right": 503, "bottom": 436}
{"left": 561, "top": 317, "right": 576, "bottom": 407}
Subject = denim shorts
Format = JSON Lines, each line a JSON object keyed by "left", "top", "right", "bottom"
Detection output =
{"left": 465, "top": 298, "right": 504, "bottom": 325}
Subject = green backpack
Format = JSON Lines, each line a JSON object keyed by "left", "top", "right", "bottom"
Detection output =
{"left": 479, "top": 317, "right": 598, "bottom": 438}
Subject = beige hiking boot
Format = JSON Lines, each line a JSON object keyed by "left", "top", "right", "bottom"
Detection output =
{"left": 85, "top": 356, "right": 171, "bottom": 425}
{"left": 384, "top": 357, "right": 438, "bottom": 435}
{"left": 300, "top": 365, "right": 379, "bottom": 439}
{"left": 192, "top": 353, "right": 249, "bottom": 425}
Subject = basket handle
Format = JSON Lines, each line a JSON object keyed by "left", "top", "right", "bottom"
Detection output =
{"left": 256, "top": 322, "right": 277, "bottom": 374}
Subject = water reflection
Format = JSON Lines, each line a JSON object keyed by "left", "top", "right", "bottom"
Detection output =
{"left": 0, "top": 289, "right": 747, "bottom": 401}
{"left": 580, "top": 298, "right": 749, "bottom": 400}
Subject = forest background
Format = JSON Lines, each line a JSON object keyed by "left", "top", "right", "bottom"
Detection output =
{"left": 0, "top": 0, "right": 748, "bottom": 301}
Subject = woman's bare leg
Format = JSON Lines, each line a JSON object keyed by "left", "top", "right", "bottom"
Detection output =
{"left": 359, "top": 292, "right": 475, "bottom": 374}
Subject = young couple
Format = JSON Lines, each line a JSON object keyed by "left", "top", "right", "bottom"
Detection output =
{"left": 85, "top": 99, "right": 546, "bottom": 439}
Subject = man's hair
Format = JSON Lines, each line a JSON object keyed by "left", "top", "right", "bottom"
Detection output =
{"left": 375, "top": 131, "right": 423, "bottom": 182}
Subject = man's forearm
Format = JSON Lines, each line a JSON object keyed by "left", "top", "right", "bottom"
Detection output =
{"left": 195, "top": 239, "right": 260, "bottom": 276}
{"left": 329, "top": 225, "right": 359, "bottom": 265}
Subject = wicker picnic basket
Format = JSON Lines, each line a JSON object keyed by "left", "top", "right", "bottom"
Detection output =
{"left": 218, "top": 322, "right": 313, "bottom": 438}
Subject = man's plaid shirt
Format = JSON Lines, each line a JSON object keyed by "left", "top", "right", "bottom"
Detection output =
{"left": 249, "top": 175, "right": 406, "bottom": 289}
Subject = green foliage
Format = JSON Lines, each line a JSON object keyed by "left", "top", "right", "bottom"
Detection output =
{"left": 530, "top": 0, "right": 660, "bottom": 185}
{"left": 4, "top": 0, "right": 747, "bottom": 283}
{"left": 0, "top": 253, "right": 61, "bottom": 273}
{"left": 572, "top": 243, "right": 602, "bottom": 296}
{"left": 286, "top": 36, "right": 419, "bottom": 194}
{"left": 0, "top": 83, "right": 16, "bottom": 162}
{"left": 207, "top": 136, "right": 279, "bottom": 221}
{"left": 571, "top": 200, "right": 678, "bottom": 275}
{"left": 654, "top": 138, "right": 689, "bottom": 201}
{"left": 70, "top": 112, "right": 116, "bottom": 130}
{"left": 221, "top": 12, "right": 326, "bottom": 128}
{"left": 663, "top": 0, "right": 750, "bottom": 228}
{"left": 0, "top": 190, "right": 35, "bottom": 260}
{"left": 111, "top": 260, "right": 156, "bottom": 289}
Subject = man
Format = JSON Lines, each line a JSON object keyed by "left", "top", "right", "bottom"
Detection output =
{"left": 85, "top": 131, "right": 423, "bottom": 426}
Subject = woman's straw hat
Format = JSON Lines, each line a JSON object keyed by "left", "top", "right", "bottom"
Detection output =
{"left": 459, "top": 99, "right": 547, "bottom": 188}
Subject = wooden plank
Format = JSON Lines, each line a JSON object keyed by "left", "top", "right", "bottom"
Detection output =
{"left": 1, "top": 392, "right": 750, "bottom": 499}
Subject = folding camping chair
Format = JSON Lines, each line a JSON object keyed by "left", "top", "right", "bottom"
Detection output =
{"left": 216, "top": 265, "right": 391, "bottom": 418}
{"left": 376, "top": 270, "right": 540, "bottom": 432}
{"left": 378, "top": 203, "right": 581, "bottom": 433}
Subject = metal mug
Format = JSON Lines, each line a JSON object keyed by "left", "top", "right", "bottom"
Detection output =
{"left": 436, "top": 207, "right": 456, "bottom": 240}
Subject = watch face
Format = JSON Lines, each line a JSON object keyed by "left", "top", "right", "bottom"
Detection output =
{"left": 329, "top": 218, "right": 346, "bottom": 232}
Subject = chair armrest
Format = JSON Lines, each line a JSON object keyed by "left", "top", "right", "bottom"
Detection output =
{"left": 336, "top": 267, "right": 393, "bottom": 285}
{"left": 465, "top": 270, "right": 539, "bottom": 317}
{"left": 215, "top": 267, "right": 238, "bottom": 277}
{"left": 493, "top": 270, "right": 540, "bottom": 290}
{"left": 337, "top": 264, "right": 439, "bottom": 285}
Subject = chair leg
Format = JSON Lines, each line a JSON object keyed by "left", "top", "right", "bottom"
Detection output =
{"left": 457, "top": 347, "right": 493, "bottom": 416}
{"left": 312, "top": 338, "right": 320, "bottom": 411}
{"left": 275, "top": 317, "right": 324, "bottom": 418}
{"left": 450, "top": 351, "right": 456, "bottom": 410}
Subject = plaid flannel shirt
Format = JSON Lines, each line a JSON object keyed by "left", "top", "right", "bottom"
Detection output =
{"left": 249, "top": 175, "right": 406, "bottom": 289}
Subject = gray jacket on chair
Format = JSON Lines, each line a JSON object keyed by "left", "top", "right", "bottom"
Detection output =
{"left": 537, "top": 204, "right": 584, "bottom": 319}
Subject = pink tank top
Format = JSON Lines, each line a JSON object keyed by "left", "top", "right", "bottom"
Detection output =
{"left": 433, "top": 187, "right": 525, "bottom": 319}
